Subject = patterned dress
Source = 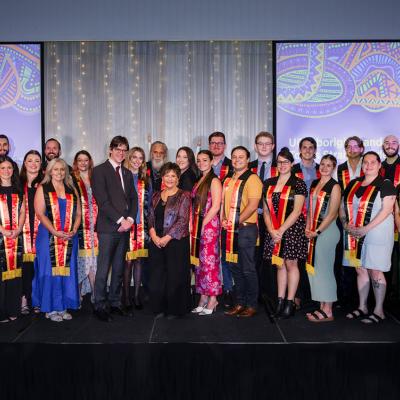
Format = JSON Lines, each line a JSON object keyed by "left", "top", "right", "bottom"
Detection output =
{"left": 192, "top": 189, "right": 222, "bottom": 296}
{"left": 263, "top": 179, "right": 308, "bottom": 261}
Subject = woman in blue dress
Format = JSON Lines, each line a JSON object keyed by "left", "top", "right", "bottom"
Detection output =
{"left": 32, "top": 158, "right": 81, "bottom": 322}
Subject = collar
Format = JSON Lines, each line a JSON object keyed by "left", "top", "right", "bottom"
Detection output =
{"left": 108, "top": 158, "right": 121, "bottom": 170}
{"left": 258, "top": 155, "right": 273, "bottom": 165}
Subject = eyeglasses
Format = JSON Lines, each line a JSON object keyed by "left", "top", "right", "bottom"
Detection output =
{"left": 114, "top": 148, "right": 127, "bottom": 153}
{"left": 256, "top": 142, "right": 273, "bottom": 147}
{"left": 277, "top": 160, "right": 291, "bottom": 165}
{"left": 209, "top": 142, "right": 225, "bottom": 146}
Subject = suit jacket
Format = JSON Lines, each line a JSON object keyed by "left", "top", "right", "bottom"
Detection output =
{"left": 92, "top": 160, "right": 138, "bottom": 233}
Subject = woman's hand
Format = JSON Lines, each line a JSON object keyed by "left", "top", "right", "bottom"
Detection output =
{"left": 159, "top": 235, "right": 172, "bottom": 248}
{"left": 221, "top": 219, "right": 231, "bottom": 230}
{"left": 54, "top": 230, "right": 70, "bottom": 240}
{"left": 9, "top": 229, "right": 21, "bottom": 239}
{"left": 351, "top": 225, "right": 368, "bottom": 238}
{"left": 151, "top": 234, "right": 162, "bottom": 248}
{"left": 305, "top": 229, "right": 317, "bottom": 239}
{"left": 270, "top": 229, "right": 282, "bottom": 243}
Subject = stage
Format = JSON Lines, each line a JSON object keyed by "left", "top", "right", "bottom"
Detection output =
{"left": 1, "top": 298, "right": 400, "bottom": 399}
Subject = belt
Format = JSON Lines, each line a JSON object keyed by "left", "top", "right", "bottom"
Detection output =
{"left": 239, "top": 222, "right": 256, "bottom": 228}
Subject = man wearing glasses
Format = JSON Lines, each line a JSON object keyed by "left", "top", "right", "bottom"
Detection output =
{"left": 208, "top": 132, "right": 233, "bottom": 181}
{"left": 92, "top": 136, "right": 138, "bottom": 322}
{"left": 208, "top": 131, "right": 234, "bottom": 307}
{"left": 249, "top": 132, "right": 277, "bottom": 301}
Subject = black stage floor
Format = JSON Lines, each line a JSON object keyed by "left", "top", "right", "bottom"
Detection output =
{"left": 1, "top": 298, "right": 400, "bottom": 344}
{"left": 1, "top": 299, "right": 400, "bottom": 400}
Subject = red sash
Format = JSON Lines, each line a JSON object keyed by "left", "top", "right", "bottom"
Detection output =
{"left": 22, "top": 184, "right": 39, "bottom": 262}
{"left": 0, "top": 194, "right": 22, "bottom": 281}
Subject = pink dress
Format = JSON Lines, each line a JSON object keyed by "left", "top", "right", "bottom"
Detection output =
{"left": 192, "top": 188, "right": 222, "bottom": 296}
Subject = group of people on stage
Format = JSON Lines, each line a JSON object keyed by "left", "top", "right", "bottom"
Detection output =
{"left": 0, "top": 130, "right": 399, "bottom": 325}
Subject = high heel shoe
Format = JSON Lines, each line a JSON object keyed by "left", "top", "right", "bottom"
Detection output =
{"left": 274, "top": 297, "right": 285, "bottom": 317}
{"left": 191, "top": 303, "right": 208, "bottom": 313}
{"left": 280, "top": 299, "right": 295, "bottom": 319}
{"left": 199, "top": 302, "right": 218, "bottom": 316}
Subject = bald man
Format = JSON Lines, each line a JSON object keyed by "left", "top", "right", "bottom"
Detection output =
{"left": 381, "top": 135, "right": 400, "bottom": 186}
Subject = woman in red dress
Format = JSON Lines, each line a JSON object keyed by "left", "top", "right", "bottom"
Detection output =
{"left": 190, "top": 150, "right": 222, "bottom": 315}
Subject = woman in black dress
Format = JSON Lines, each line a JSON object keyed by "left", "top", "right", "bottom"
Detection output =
{"left": 176, "top": 146, "right": 198, "bottom": 192}
{"left": 0, "top": 156, "right": 25, "bottom": 322}
{"left": 263, "top": 148, "right": 308, "bottom": 318}
{"left": 19, "top": 150, "right": 43, "bottom": 314}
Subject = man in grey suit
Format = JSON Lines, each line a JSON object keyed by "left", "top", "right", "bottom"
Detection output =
{"left": 92, "top": 136, "right": 138, "bottom": 321}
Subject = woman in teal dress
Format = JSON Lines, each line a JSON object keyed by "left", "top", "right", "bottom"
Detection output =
{"left": 32, "top": 158, "right": 81, "bottom": 322}
{"left": 305, "top": 155, "right": 341, "bottom": 322}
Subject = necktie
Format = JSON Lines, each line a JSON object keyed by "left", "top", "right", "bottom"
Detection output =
{"left": 116, "top": 166, "right": 122, "bottom": 184}
{"left": 259, "top": 161, "right": 266, "bottom": 182}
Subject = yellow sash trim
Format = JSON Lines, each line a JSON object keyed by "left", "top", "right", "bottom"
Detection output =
{"left": 225, "top": 252, "right": 238, "bottom": 264}
{"left": 79, "top": 247, "right": 99, "bottom": 257}
{"left": 52, "top": 266, "right": 71, "bottom": 276}
{"left": 190, "top": 255, "right": 200, "bottom": 267}
{"left": 23, "top": 253, "right": 36, "bottom": 262}
{"left": 272, "top": 254, "right": 283, "bottom": 268}
{"left": 2, "top": 268, "right": 22, "bottom": 281}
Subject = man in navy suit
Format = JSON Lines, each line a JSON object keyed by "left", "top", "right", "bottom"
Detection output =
{"left": 92, "top": 136, "right": 138, "bottom": 321}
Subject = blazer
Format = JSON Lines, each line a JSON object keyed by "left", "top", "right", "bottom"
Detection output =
{"left": 148, "top": 189, "right": 191, "bottom": 240}
{"left": 92, "top": 160, "right": 138, "bottom": 233}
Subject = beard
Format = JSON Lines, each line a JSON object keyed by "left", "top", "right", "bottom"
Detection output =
{"left": 383, "top": 145, "right": 399, "bottom": 158}
{"left": 152, "top": 158, "right": 165, "bottom": 171}
{"left": 46, "top": 153, "right": 59, "bottom": 162}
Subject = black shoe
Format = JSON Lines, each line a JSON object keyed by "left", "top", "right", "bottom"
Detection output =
{"left": 274, "top": 297, "right": 285, "bottom": 318}
{"left": 94, "top": 309, "right": 113, "bottom": 322}
{"left": 133, "top": 297, "right": 143, "bottom": 310}
{"left": 110, "top": 306, "right": 134, "bottom": 317}
{"left": 280, "top": 300, "right": 295, "bottom": 319}
{"left": 223, "top": 291, "right": 233, "bottom": 309}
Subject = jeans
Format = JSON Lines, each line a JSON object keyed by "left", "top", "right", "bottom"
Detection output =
{"left": 229, "top": 225, "right": 259, "bottom": 308}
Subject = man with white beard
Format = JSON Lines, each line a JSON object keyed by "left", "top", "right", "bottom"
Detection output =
{"left": 146, "top": 141, "right": 168, "bottom": 192}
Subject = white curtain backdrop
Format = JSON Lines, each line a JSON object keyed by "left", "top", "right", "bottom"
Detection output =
{"left": 44, "top": 41, "right": 273, "bottom": 164}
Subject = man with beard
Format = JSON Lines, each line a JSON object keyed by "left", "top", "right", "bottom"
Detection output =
{"left": 380, "top": 134, "right": 400, "bottom": 302}
{"left": 208, "top": 132, "right": 233, "bottom": 181}
{"left": 334, "top": 137, "right": 364, "bottom": 307}
{"left": 208, "top": 132, "right": 234, "bottom": 307}
{"left": 146, "top": 141, "right": 168, "bottom": 192}
{"left": 336, "top": 136, "right": 364, "bottom": 191}
{"left": 0, "top": 134, "right": 19, "bottom": 173}
{"left": 381, "top": 135, "right": 400, "bottom": 187}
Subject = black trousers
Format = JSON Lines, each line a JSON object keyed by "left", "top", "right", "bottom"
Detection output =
{"left": 0, "top": 277, "right": 21, "bottom": 319}
{"left": 148, "top": 237, "right": 191, "bottom": 316}
{"left": 94, "top": 231, "right": 129, "bottom": 310}
{"left": 22, "top": 261, "right": 34, "bottom": 302}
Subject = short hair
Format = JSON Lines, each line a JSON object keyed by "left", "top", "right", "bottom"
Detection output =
{"left": 231, "top": 146, "right": 250, "bottom": 159}
{"left": 45, "top": 138, "right": 61, "bottom": 150}
{"left": 109, "top": 136, "right": 129, "bottom": 151}
{"left": 362, "top": 151, "right": 381, "bottom": 163}
{"left": 299, "top": 137, "right": 317, "bottom": 150}
{"left": 277, "top": 147, "right": 294, "bottom": 163}
{"left": 160, "top": 162, "right": 181, "bottom": 179}
{"left": 0, "top": 134, "right": 9, "bottom": 144}
{"left": 254, "top": 131, "right": 274, "bottom": 145}
{"left": 42, "top": 158, "right": 73, "bottom": 188}
{"left": 208, "top": 131, "right": 226, "bottom": 144}
{"left": 344, "top": 136, "right": 364, "bottom": 150}
{"left": 149, "top": 141, "right": 168, "bottom": 160}
{"left": 320, "top": 154, "right": 337, "bottom": 168}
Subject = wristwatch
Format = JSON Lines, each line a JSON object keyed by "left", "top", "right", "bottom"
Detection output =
{"left": 316, "top": 230, "right": 322, "bottom": 235}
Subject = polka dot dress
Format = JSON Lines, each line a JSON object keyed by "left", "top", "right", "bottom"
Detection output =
{"left": 263, "top": 179, "right": 308, "bottom": 261}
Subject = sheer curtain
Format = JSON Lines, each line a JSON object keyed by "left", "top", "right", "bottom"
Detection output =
{"left": 44, "top": 41, "right": 273, "bottom": 164}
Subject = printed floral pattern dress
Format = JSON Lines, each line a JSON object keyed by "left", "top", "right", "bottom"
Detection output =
{"left": 192, "top": 189, "right": 222, "bottom": 296}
